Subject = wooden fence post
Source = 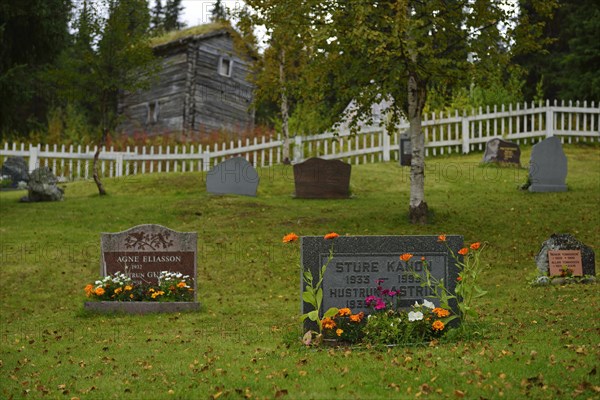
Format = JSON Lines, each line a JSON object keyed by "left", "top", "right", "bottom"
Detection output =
{"left": 461, "top": 113, "right": 470, "bottom": 154}
{"left": 28, "top": 144, "right": 39, "bottom": 172}
{"left": 293, "top": 136, "right": 303, "bottom": 163}
{"left": 545, "top": 99, "right": 554, "bottom": 137}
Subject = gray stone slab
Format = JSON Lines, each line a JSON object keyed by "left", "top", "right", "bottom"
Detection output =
{"left": 535, "top": 233, "right": 596, "bottom": 276}
{"left": 300, "top": 235, "right": 463, "bottom": 329}
{"left": 206, "top": 157, "right": 259, "bottom": 196}
{"left": 84, "top": 301, "right": 200, "bottom": 314}
{"left": 528, "top": 136, "right": 567, "bottom": 192}
{"left": 100, "top": 224, "right": 198, "bottom": 301}
{"left": 482, "top": 138, "right": 521, "bottom": 166}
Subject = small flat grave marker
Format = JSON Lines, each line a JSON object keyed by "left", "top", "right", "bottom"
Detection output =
{"left": 482, "top": 138, "right": 521, "bottom": 166}
{"left": 301, "top": 235, "right": 463, "bottom": 329}
{"left": 548, "top": 250, "right": 583, "bottom": 276}
{"left": 293, "top": 158, "right": 351, "bottom": 199}
{"left": 206, "top": 156, "right": 259, "bottom": 197}
{"left": 535, "top": 233, "right": 596, "bottom": 277}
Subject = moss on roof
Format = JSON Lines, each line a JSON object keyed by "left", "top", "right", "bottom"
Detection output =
{"left": 150, "top": 22, "right": 230, "bottom": 47}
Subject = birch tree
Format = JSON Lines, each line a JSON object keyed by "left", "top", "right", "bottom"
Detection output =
{"left": 308, "top": 0, "right": 555, "bottom": 223}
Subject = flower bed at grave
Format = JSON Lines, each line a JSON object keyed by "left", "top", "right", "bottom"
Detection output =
{"left": 84, "top": 271, "right": 194, "bottom": 302}
{"left": 288, "top": 232, "right": 487, "bottom": 347}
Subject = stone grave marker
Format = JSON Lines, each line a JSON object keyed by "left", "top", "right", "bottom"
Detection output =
{"left": 86, "top": 224, "right": 199, "bottom": 313}
{"left": 482, "top": 138, "right": 521, "bottom": 166}
{"left": 1, "top": 156, "right": 29, "bottom": 188}
{"left": 293, "top": 158, "right": 351, "bottom": 199}
{"left": 20, "top": 167, "right": 64, "bottom": 202}
{"left": 206, "top": 156, "right": 259, "bottom": 197}
{"left": 528, "top": 136, "right": 567, "bottom": 192}
{"left": 535, "top": 233, "right": 595, "bottom": 277}
{"left": 301, "top": 235, "right": 463, "bottom": 329}
{"left": 399, "top": 131, "right": 412, "bottom": 166}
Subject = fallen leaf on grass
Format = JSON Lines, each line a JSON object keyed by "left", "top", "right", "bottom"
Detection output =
{"left": 274, "top": 389, "right": 288, "bottom": 398}
{"left": 454, "top": 389, "right": 465, "bottom": 398}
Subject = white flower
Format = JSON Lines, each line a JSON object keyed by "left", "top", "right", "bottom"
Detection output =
{"left": 414, "top": 301, "right": 420, "bottom": 307}
{"left": 423, "top": 299, "right": 435, "bottom": 309}
{"left": 95, "top": 280, "right": 102, "bottom": 285}
{"left": 408, "top": 311, "right": 424, "bottom": 322}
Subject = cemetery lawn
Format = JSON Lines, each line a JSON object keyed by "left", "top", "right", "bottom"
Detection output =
{"left": 1, "top": 144, "right": 599, "bottom": 399}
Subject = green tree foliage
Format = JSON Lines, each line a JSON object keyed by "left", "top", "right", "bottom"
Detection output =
{"left": 43, "top": 0, "right": 156, "bottom": 147}
{"left": 247, "top": 0, "right": 555, "bottom": 223}
{"left": 163, "top": 0, "right": 184, "bottom": 31}
{"left": 211, "top": 0, "right": 228, "bottom": 22}
{"left": 151, "top": 0, "right": 164, "bottom": 33}
{"left": 0, "top": 0, "right": 72, "bottom": 139}
{"left": 516, "top": 0, "right": 600, "bottom": 101}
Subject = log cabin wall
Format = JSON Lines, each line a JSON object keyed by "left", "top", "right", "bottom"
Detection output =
{"left": 118, "top": 28, "right": 254, "bottom": 137}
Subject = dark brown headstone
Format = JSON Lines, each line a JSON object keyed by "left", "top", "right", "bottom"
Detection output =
{"left": 100, "top": 224, "right": 197, "bottom": 300}
{"left": 293, "top": 158, "right": 351, "bottom": 199}
{"left": 482, "top": 138, "right": 521, "bottom": 166}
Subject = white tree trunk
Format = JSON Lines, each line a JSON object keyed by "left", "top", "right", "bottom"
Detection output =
{"left": 407, "top": 71, "right": 428, "bottom": 224}
{"left": 280, "top": 48, "right": 291, "bottom": 164}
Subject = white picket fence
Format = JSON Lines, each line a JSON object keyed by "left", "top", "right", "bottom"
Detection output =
{"left": 1, "top": 100, "right": 598, "bottom": 181}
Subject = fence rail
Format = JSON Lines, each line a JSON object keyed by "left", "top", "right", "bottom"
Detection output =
{"left": 1, "top": 100, "right": 598, "bottom": 182}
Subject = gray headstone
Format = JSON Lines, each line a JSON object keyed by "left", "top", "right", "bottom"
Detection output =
{"left": 21, "top": 167, "right": 64, "bottom": 202}
{"left": 100, "top": 224, "right": 198, "bottom": 301}
{"left": 482, "top": 138, "right": 521, "bottom": 165}
{"left": 301, "top": 235, "right": 463, "bottom": 329}
{"left": 206, "top": 157, "right": 259, "bottom": 197}
{"left": 1, "top": 156, "right": 29, "bottom": 187}
{"left": 528, "top": 136, "right": 567, "bottom": 192}
{"left": 535, "top": 233, "right": 596, "bottom": 277}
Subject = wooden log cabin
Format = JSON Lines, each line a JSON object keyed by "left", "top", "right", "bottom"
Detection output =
{"left": 118, "top": 23, "right": 255, "bottom": 136}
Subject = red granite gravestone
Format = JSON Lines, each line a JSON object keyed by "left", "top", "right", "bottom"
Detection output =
{"left": 293, "top": 158, "right": 351, "bottom": 199}
{"left": 84, "top": 224, "right": 199, "bottom": 314}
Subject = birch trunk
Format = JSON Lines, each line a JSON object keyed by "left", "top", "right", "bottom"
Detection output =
{"left": 407, "top": 70, "right": 428, "bottom": 224}
{"left": 280, "top": 48, "right": 291, "bottom": 164}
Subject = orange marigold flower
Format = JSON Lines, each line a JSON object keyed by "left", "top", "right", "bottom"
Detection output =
{"left": 321, "top": 317, "right": 336, "bottom": 330}
{"left": 432, "top": 320, "right": 445, "bottom": 331}
{"left": 324, "top": 232, "right": 340, "bottom": 240}
{"left": 336, "top": 329, "right": 344, "bottom": 337}
{"left": 433, "top": 307, "right": 450, "bottom": 318}
{"left": 177, "top": 281, "right": 186, "bottom": 288}
{"left": 438, "top": 234, "right": 447, "bottom": 242}
{"left": 458, "top": 247, "right": 469, "bottom": 256}
{"left": 421, "top": 256, "right": 426, "bottom": 261}
{"left": 84, "top": 284, "right": 94, "bottom": 297}
{"left": 94, "top": 287, "right": 105, "bottom": 296}
{"left": 129, "top": 294, "right": 134, "bottom": 299}
{"left": 338, "top": 308, "right": 351, "bottom": 317}
{"left": 350, "top": 312, "right": 364, "bottom": 323}
{"left": 456, "top": 276, "right": 462, "bottom": 282}
{"left": 114, "top": 287, "right": 122, "bottom": 294}
{"left": 282, "top": 233, "right": 299, "bottom": 243}
{"left": 400, "top": 253, "right": 413, "bottom": 262}
{"left": 124, "top": 285, "right": 133, "bottom": 291}
{"left": 470, "top": 242, "right": 481, "bottom": 250}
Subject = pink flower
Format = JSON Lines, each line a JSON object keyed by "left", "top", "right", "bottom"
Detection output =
{"left": 381, "top": 289, "right": 390, "bottom": 296}
{"left": 389, "top": 291, "right": 397, "bottom": 297}
{"left": 375, "top": 299, "right": 386, "bottom": 310}
{"left": 365, "top": 295, "right": 377, "bottom": 306}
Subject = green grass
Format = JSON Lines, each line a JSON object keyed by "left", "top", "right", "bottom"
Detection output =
{"left": 1, "top": 144, "right": 599, "bottom": 399}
